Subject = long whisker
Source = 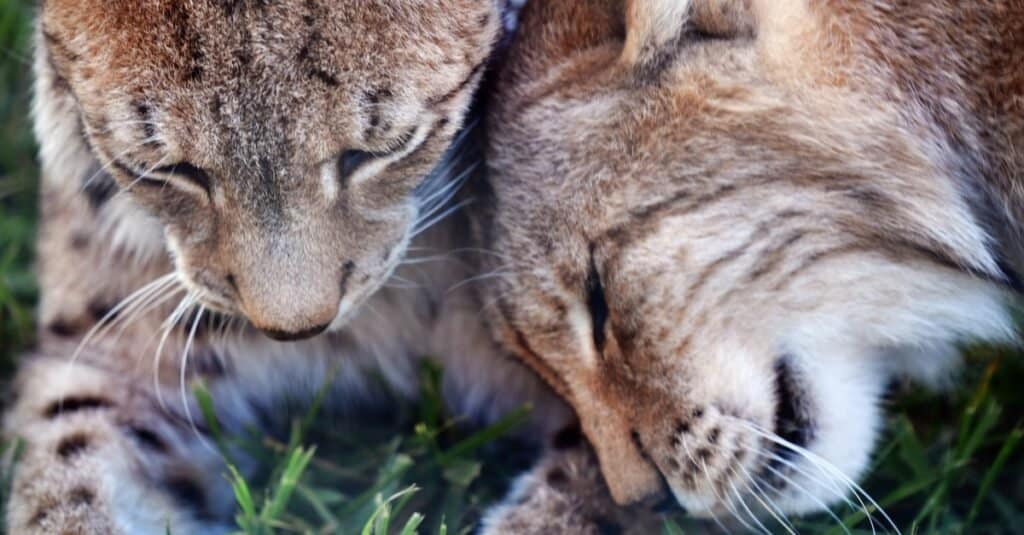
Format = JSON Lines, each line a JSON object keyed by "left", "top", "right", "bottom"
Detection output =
{"left": 757, "top": 446, "right": 860, "bottom": 513}
{"left": 153, "top": 291, "right": 199, "bottom": 413}
{"left": 446, "top": 269, "right": 515, "bottom": 293}
{"left": 681, "top": 440, "right": 755, "bottom": 533}
{"left": 398, "top": 253, "right": 459, "bottom": 267}
{"left": 109, "top": 282, "right": 185, "bottom": 344}
{"left": 180, "top": 305, "right": 216, "bottom": 453}
{"left": 415, "top": 162, "right": 475, "bottom": 217}
{"left": 755, "top": 456, "right": 853, "bottom": 535}
{"left": 79, "top": 143, "right": 153, "bottom": 191}
{"left": 114, "top": 156, "right": 172, "bottom": 198}
{"left": 411, "top": 198, "right": 474, "bottom": 239}
{"left": 743, "top": 423, "right": 897, "bottom": 534}
{"left": 730, "top": 461, "right": 798, "bottom": 535}
{"left": 446, "top": 246, "right": 535, "bottom": 268}
{"left": 59, "top": 274, "right": 179, "bottom": 406}
{"left": 744, "top": 425, "right": 876, "bottom": 534}
{"left": 727, "top": 479, "right": 772, "bottom": 535}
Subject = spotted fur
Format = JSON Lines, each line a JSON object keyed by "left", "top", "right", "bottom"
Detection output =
{"left": 4, "top": 1, "right": 570, "bottom": 533}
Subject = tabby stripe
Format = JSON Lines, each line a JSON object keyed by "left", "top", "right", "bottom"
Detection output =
{"left": 427, "top": 59, "right": 488, "bottom": 108}
{"left": 132, "top": 101, "right": 161, "bottom": 147}
{"left": 399, "top": 119, "right": 446, "bottom": 164}
{"left": 746, "top": 227, "right": 810, "bottom": 283}
{"left": 770, "top": 244, "right": 865, "bottom": 292}
{"left": 681, "top": 221, "right": 774, "bottom": 308}
{"left": 603, "top": 183, "right": 741, "bottom": 250}
{"left": 41, "top": 30, "right": 79, "bottom": 63}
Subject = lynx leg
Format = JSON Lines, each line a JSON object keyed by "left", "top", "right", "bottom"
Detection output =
{"left": 480, "top": 426, "right": 660, "bottom": 535}
{"left": 4, "top": 355, "right": 234, "bottom": 534}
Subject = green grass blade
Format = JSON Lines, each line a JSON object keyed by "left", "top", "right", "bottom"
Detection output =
{"left": 963, "top": 425, "right": 1023, "bottom": 531}
{"left": 662, "top": 519, "right": 686, "bottom": 535}
{"left": 261, "top": 446, "right": 317, "bottom": 523}
{"left": 438, "top": 405, "right": 531, "bottom": 464}
{"left": 399, "top": 512, "right": 425, "bottom": 535}
{"left": 193, "top": 382, "right": 237, "bottom": 467}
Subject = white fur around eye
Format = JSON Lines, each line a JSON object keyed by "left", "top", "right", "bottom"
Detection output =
{"left": 567, "top": 301, "right": 600, "bottom": 368}
{"left": 319, "top": 159, "right": 340, "bottom": 202}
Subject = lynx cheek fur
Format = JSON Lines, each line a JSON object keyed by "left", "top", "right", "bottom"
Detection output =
{"left": 3, "top": 1, "right": 571, "bottom": 533}
{"left": 479, "top": 0, "right": 1022, "bottom": 525}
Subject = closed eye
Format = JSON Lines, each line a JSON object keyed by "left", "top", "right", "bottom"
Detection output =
{"left": 337, "top": 149, "right": 376, "bottom": 182}
{"left": 336, "top": 127, "right": 419, "bottom": 185}
{"left": 152, "top": 162, "right": 212, "bottom": 194}
{"left": 586, "top": 250, "right": 610, "bottom": 354}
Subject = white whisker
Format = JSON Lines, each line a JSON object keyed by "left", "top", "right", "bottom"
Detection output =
{"left": 731, "top": 461, "right": 798, "bottom": 535}
{"left": 80, "top": 144, "right": 148, "bottom": 191}
{"left": 743, "top": 423, "right": 897, "bottom": 534}
{"left": 727, "top": 479, "right": 772, "bottom": 535}
{"left": 110, "top": 282, "right": 185, "bottom": 345}
{"left": 59, "top": 274, "right": 179, "bottom": 406}
{"left": 446, "top": 269, "right": 514, "bottom": 293}
{"left": 180, "top": 305, "right": 216, "bottom": 454}
{"left": 411, "top": 198, "right": 473, "bottom": 238}
{"left": 153, "top": 291, "right": 199, "bottom": 413}
{"left": 757, "top": 458, "right": 853, "bottom": 535}
{"left": 681, "top": 440, "right": 755, "bottom": 533}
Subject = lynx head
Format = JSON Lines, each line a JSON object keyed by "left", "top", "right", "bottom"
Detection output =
{"left": 482, "top": 0, "right": 1018, "bottom": 520}
{"left": 37, "top": 0, "right": 502, "bottom": 339}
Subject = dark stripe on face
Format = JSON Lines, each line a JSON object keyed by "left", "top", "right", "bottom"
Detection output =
{"left": 399, "top": 119, "right": 446, "bottom": 166}
{"left": 42, "top": 30, "right": 80, "bottom": 63}
{"left": 770, "top": 244, "right": 863, "bottom": 292}
{"left": 362, "top": 87, "right": 394, "bottom": 140}
{"left": 427, "top": 59, "right": 488, "bottom": 108}
{"left": 494, "top": 293, "right": 570, "bottom": 398}
{"left": 133, "top": 100, "right": 160, "bottom": 147}
{"left": 682, "top": 221, "right": 775, "bottom": 307}
{"left": 166, "top": 3, "right": 205, "bottom": 81}
{"left": 602, "top": 183, "right": 744, "bottom": 270}
{"left": 339, "top": 260, "right": 356, "bottom": 299}
{"left": 45, "top": 48, "right": 71, "bottom": 94}
{"left": 81, "top": 163, "right": 118, "bottom": 210}
{"left": 297, "top": 31, "right": 340, "bottom": 87}
{"left": 746, "top": 227, "right": 809, "bottom": 282}
{"left": 221, "top": 0, "right": 245, "bottom": 16}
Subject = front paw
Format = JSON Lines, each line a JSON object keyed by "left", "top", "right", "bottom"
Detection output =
{"left": 479, "top": 427, "right": 647, "bottom": 535}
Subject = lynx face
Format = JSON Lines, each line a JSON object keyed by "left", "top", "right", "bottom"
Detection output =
{"left": 39, "top": 0, "right": 500, "bottom": 339}
{"left": 483, "top": 0, "right": 1019, "bottom": 520}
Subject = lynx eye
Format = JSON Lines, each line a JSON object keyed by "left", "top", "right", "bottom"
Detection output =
{"left": 336, "top": 127, "right": 420, "bottom": 184}
{"left": 585, "top": 253, "right": 610, "bottom": 353}
{"left": 337, "top": 150, "right": 376, "bottom": 183}
{"left": 152, "top": 162, "right": 212, "bottom": 194}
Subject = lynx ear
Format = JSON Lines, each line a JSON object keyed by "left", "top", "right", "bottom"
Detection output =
{"left": 621, "top": 0, "right": 756, "bottom": 75}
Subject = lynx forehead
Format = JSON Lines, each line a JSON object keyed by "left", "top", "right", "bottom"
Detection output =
{"left": 40, "top": 0, "right": 500, "bottom": 339}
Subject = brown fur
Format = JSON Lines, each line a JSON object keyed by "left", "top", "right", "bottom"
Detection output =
{"left": 39, "top": 0, "right": 497, "bottom": 335}
{"left": 479, "top": 0, "right": 1022, "bottom": 523}
{"left": 3, "top": 2, "right": 579, "bottom": 533}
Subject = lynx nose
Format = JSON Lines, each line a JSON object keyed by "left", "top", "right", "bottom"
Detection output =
{"left": 258, "top": 322, "right": 331, "bottom": 341}
{"left": 230, "top": 270, "right": 341, "bottom": 341}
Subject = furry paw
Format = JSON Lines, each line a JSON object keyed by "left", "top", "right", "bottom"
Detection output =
{"left": 479, "top": 427, "right": 657, "bottom": 535}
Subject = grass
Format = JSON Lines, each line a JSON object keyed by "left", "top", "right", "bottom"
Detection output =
{"left": 192, "top": 362, "right": 540, "bottom": 534}
{"left": 0, "top": 1, "right": 1022, "bottom": 533}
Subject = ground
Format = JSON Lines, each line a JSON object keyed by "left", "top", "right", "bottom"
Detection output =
{"left": 1, "top": 1, "right": 1021, "bottom": 533}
